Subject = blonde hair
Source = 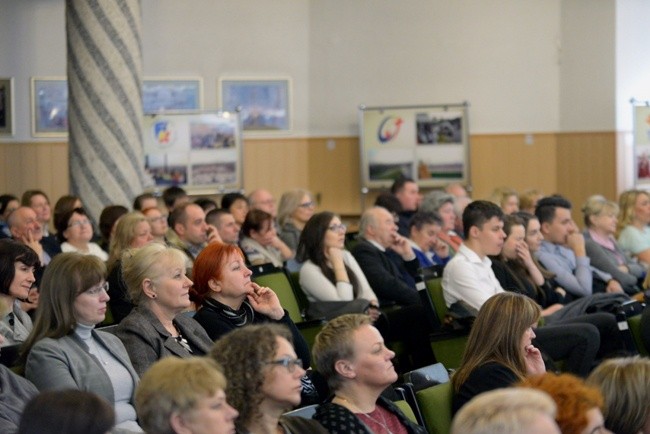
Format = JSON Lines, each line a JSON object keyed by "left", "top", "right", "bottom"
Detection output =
{"left": 107, "top": 211, "right": 149, "bottom": 271}
{"left": 488, "top": 187, "right": 519, "bottom": 209}
{"left": 277, "top": 189, "right": 312, "bottom": 227}
{"left": 581, "top": 195, "right": 619, "bottom": 228}
{"left": 312, "top": 314, "right": 372, "bottom": 391}
{"left": 617, "top": 189, "right": 650, "bottom": 235}
{"left": 451, "top": 388, "right": 558, "bottom": 434}
{"left": 121, "top": 243, "right": 186, "bottom": 306}
{"left": 586, "top": 356, "right": 650, "bottom": 434}
{"left": 519, "top": 189, "right": 542, "bottom": 213}
{"left": 135, "top": 357, "right": 227, "bottom": 434}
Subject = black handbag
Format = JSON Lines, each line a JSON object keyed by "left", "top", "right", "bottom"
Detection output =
{"left": 305, "top": 298, "right": 371, "bottom": 321}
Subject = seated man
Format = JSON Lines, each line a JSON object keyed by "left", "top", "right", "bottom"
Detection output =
{"left": 20, "top": 190, "right": 59, "bottom": 256}
{"left": 248, "top": 188, "right": 277, "bottom": 219}
{"left": 168, "top": 202, "right": 220, "bottom": 262}
{"left": 407, "top": 211, "right": 450, "bottom": 268}
{"left": 132, "top": 192, "right": 158, "bottom": 212}
{"left": 535, "top": 195, "right": 622, "bottom": 298}
{"left": 390, "top": 176, "right": 420, "bottom": 236}
{"left": 351, "top": 206, "right": 421, "bottom": 306}
{"left": 161, "top": 185, "right": 189, "bottom": 214}
{"left": 8, "top": 207, "right": 60, "bottom": 267}
{"left": 206, "top": 208, "right": 239, "bottom": 245}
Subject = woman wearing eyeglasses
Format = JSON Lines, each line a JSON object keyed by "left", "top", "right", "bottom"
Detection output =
{"left": 54, "top": 207, "right": 107, "bottom": 261}
{"left": 21, "top": 252, "right": 142, "bottom": 432}
{"left": 141, "top": 206, "right": 169, "bottom": 245}
{"left": 113, "top": 243, "right": 213, "bottom": 377}
{"left": 297, "top": 211, "right": 381, "bottom": 321}
{"left": 277, "top": 189, "right": 316, "bottom": 253}
{"left": 211, "top": 323, "right": 327, "bottom": 434}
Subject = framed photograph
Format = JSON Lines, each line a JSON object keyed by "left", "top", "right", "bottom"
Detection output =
{"left": 0, "top": 78, "right": 14, "bottom": 136}
{"left": 219, "top": 77, "right": 291, "bottom": 133}
{"left": 142, "top": 78, "right": 203, "bottom": 114}
{"left": 31, "top": 77, "right": 68, "bottom": 137}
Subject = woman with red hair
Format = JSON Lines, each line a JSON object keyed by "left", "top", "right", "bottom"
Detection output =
{"left": 192, "top": 242, "right": 311, "bottom": 368}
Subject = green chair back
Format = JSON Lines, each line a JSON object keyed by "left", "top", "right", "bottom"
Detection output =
{"left": 425, "top": 277, "right": 448, "bottom": 319}
{"left": 394, "top": 400, "right": 417, "bottom": 424}
{"left": 253, "top": 271, "right": 304, "bottom": 323}
{"left": 415, "top": 381, "right": 453, "bottom": 434}
{"left": 628, "top": 314, "right": 648, "bottom": 356}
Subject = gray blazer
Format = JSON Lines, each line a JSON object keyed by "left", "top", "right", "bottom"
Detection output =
{"left": 25, "top": 330, "right": 139, "bottom": 405}
{"left": 114, "top": 306, "right": 213, "bottom": 376}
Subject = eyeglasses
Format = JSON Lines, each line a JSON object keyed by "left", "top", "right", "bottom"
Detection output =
{"left": 85, "top": 281, "right": 109, "bottom": 296}
{"left": 68, "top": 219, "right": 91, "bottom": 228}
{"left": 298, "top": 201, "right": 315, "bottom": 209}
{"left": 328, "top": 223, "right": 347, "bottom": 233}
{"left": 147, "top": 215, "right": 168, "bottom": 223}
{"left": 265, "top": 357, "right": 303, "bottom": 372}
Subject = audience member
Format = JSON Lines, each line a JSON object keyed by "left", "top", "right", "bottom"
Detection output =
{"left": 0, "top": 194, "right": 19, "bottom": 238}
{"left": 135, "top": 357, "right": 238, "bottom": 434}
{"left": 106, "top": 212, "right": 154, "bottom": 323}
{"left": 194, "top": 197, "right": 218, "bottom": 213}
{"left": 98, "top": 204, "right": 128, "bottom": 253}
{"left": 22, "top": 253, "right": 141, "bottom": 431}
{"left": 52, "top": 194, "right": 82, "bottom": 225}
{"left": 445, "top": 182, "right": 472, "bottom": 236}
{"left": 141, "top": 206, "right": 168, "bottom": 245}
{"left": 390, "top": 176, "right": 420, "bottom": 236}
{"left": 617, "top": 189, "right": 650, "bottom": 266}
{"left": 451, "top": 292, "right": 545, "bottom": 413}
{"left": 162, "top": 186, "right": 189, "bottom": 213}
{"left": 0, "top": 356, "right": 37, "bottom": 432}
{"left": 206, "top": 208, "right": 239, "bottom": 245}
{"left": 277, "top": 188, "right": 316, "bottom": 252}
{"left": 240, "top": 209, "right": 293, "bottom": 267}
{"left": 248, "top": 188, "right": 277, "bottom": 218}
{"left": 586, "top": 356, "right": 650, "bottom": 434}
{"left": 0, "top": 240, "right": 37, "bottom": 346}
{"left": 451, "top": 388, "right": 560, "bottom": 434}
{"left": 488, "top": 186, "right": 520, "bottom": 214}
{"left": 519, "top": 188, "right": 543, "bottom": 214}
{"left": 169, "top": 202, "right": 219, "bottom": 261}
{"left": 407, "top": 211, "right": 450, "bottom": 267}
{"left": 9, "top": 206, "right": 60, "bottom": 266}
{"left": 311, "top": 314, "right": 425, "bottom": 434}
{"left": 519, "top": 373, "right": 612, "bottom": 434}
{"left": 211, "top": 324, "right": 326, "bottom": 434}
{"left": 54, "top": 207, "right": 107, "bottom": 261}
{"left": 420, "top": 190, "right": 463, "bottom": 253}
{"left": 18, "top": 390, "right": 115, "bottom": 434}
{"left": 115, "top": 243, "right": 213, "bottom": 376}
{"left": 582, "top": 195, "right": 644, "bottom": 294}
{"left": 374, "top": 191, "right": 403, "bottom": 218}
{"left": 220, "top": 192, "right": 249, "bottom": 226}
{"left": 21, "top": 190, "right": 53, "bottom": 238}
{"left": 132, "top": 192, "right": 157, "bottom": 212}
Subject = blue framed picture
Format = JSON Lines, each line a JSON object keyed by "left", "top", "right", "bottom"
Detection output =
{"left": 219, "top": 78, "right": 291, "bottom": 132}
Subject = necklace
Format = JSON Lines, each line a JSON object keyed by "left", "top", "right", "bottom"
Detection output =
{"left": 334, "top": 395, "right": 394, "bottom": 434}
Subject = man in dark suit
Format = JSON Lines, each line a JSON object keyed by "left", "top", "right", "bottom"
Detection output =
{"left": 351, "top": 206, "right": 421, "bottom": 306}
{"left": 8, "top": 207, "right": 61, "bottom": 267}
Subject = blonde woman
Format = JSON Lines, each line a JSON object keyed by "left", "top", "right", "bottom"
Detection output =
{"left": 277, "top": 189, "right": 316, "bottom": 252}
{"left": 617, "top": 189, "right": 650, "bottom": 266}
{"left": 488, "top": 186, "right": 520, "bottom": 215}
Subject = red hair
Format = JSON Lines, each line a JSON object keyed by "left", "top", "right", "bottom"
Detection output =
{"left": 192, "top": 242, "right": 244, "bottom": 306}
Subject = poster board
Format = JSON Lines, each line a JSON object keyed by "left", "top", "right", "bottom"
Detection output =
{"left": 142, "top": 111, "right": 243, "bottom": 195}
{"left": 359, "top": 103, "right": 470, "bottom": 190}
{"left": 632, "top": 101, "right": 650, "bottom": 187}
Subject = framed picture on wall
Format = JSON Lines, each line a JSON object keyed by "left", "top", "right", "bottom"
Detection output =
{"left": 219, "top": 77, "right": 291, "bottom": 133}
{"left": 31, "top": 77, "right": 68, "bottom": 137}
{"left": 142, "top": 78, "right": 203, "bottom": 114}
{"left": 0, "top": 78, "right": 14, "bottom": 136}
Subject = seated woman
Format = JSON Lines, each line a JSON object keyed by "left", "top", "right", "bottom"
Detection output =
{"left": 106, "top": 212, "right": 154, "bottom": 322}
{"left": 54, "top": 207, "right": 107, "bottom": 261}
{"left": 451, "top": 292, "right": 546, "bottom": 414}
{"left": 0, "top": 194, "right": 19, "bottom": 238}
{"left": 98, "top": 205, "right": 128, "bottom": 253}
{"left": 488, "top": 186, "right": 520, "bottom": 215}
{"left": 191, "top": 242, "right": 311, "bottom": 367}
{"left": 297, "top": 211, "right": 380, "bottom": 320}
{"left": 18, "top": 389, "right": 115, "bottom": 434}
{"left": 519, "top": 373, "right": 611, "bottom": 434}
{"left": 617, "top": 189, "right": 650, "bottom": 267}
{"left": 141, "top": 206, "right": 169, "bottom": 245}
{"left": 406, "top": 211, "right": 450, "bottom": 267}
{"left": 420, "top": 190, "right": 462, "bottom": 254}
{"left": 240, "top": 209, "right": 294, "bottom": 267}
{"left": 582, "top": 195, "right": 644, "bottom": 295}
{"left": 311, "top": 313, "right": 425, "bottom": 434}
{"left": 211, "top": 324, "right": 326, "bottom": 434}
{"left": 114, "top": 243, "right": 213, "bottom": 376}
{"left": 220, "top": 192, "right": 249, "bottom": 227}
{"left": 519, "top": 189, "right": 543, "bottom": 215}
{"left": 21, "top": 253, "right": 141, "bottom": 431}
{"left": 52, "top": 195, "right": 82, "bottom": 225}
{"left": 135, "top": 357, "right": 239, "bottom": 434}
{"left": 586, "top": 356, "right": 650, "bottom": 434}
{"left": 0, "top": 239, "right": 38, "bottom": 346}
{"left": 277, "top": 188, "right": 316, "bottom": 252}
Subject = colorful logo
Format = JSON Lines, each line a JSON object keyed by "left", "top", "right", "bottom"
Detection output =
{"left": 153, "top": 120, "right": 175, "bottom": 147}
{"left": 377, "top": 116, "right": 403, "bottom": 143}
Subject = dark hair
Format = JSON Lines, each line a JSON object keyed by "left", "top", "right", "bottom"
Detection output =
{"left": 390, "top": 175, "right": 416, "bottom": 194}
{"left": 194, "top": 197, "right": 218, "bottom": 212}
{"left": 0, "top": 194, "right": 18, "bottom": 216}
{"left": 535, "top": 195, "right": 572, "bottom": 225}
{"left": 408, "top": 211, "right": 443, "bottom": 231}
{"left": 98, "top": 205, "right": 128, "bottom": 242}
{"left": 462, "top": 200, "right": 504, "bottom": 238}
{"left": 221, "top": 192, "right": 248, "bottom": 210}
{"left": 162, "top": 186, "right": 187, "bottom": 209}
{"left": 297, "top": 212, "right": 361, "bottom": 296}
{"left": 54, "top": 207, "right": 88, "bottom": 243}
{"left": 513, "top": 211, "right": 537, "bottom": 229}
{"left": 0, "top": 239, "right": 39, "bottom": 295}
{"left": 206, "top": 208, "right": 230, "bottom": 227}
{"left": 53, "top": 195, "right": 81, "bottom": 222}
{"left": 374, "top": 192, "right": 403, "bottom": 215}
{"left": 18, "top": 390, "right": 115, "bottom": 434}
{"left": 132, "top": 192, "right": 156, "bottom": 211}
{"left": 241, "top": 209, "right": 273, "bottom": 237}
{"left": 20, "top": 190, "right": 49, "bottom": 207}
